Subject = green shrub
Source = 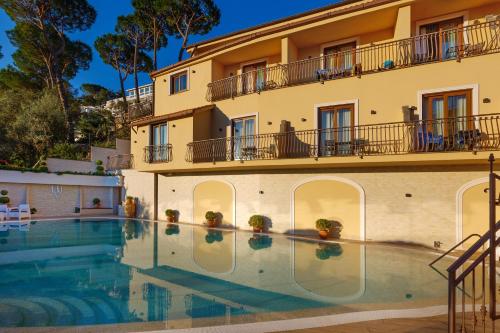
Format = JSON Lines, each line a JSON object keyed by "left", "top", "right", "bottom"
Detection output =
{"left": 48, "top": 143, "right": 87, "bottom": 161}
{"left": 248, "top": 215, "right": 265, "bottom": 229}
{"left": 92, "top": 198, "right": 101, "bottom": 206}
{"left": 205, "top": 211, "right": 217, "bottom": 221}
{"left": 126, "top": 196, "right": 134, "bottom": 200}
{"left": 30, "top": 208, "right": 37, "bottom": 214}
{"left": 95, "top": 160, "right": 103, "bottom": 166}
{"left": 165, "top": 209, "right": 175, "bottom": 217}
{"left": 0, "top": 197, "right": 9, "bottom": 204}
{"left": 315, "top": 219, "right": 333, "bottom": 231}
{"left": 0, "top": 190, "right": 7, "bottom": 196}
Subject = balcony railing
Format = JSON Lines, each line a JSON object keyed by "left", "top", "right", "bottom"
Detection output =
{"left": 186, "top": 113, "right": 500, "bottom": 163}
{"left": 207, "top": 20, "right": 500, "bottom": 102}
{"left": 129, "top": 100, "right": 153, "bottom": 121}
{"left": 144, "top": 144, "right": 172, "bottom": 163}
{"left": 106, "top": 154, "right": 134, "bottom": 170}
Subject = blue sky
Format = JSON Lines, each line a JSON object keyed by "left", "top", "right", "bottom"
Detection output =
{"left": 0, "top": 0, "right": 339, "bottom": 94}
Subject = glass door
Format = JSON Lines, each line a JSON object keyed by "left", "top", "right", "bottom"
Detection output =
{"left": 419, "top": 17, "right": 463, "bottom": 61}
{"left": 323, "top": 42, "right": 356, "bottom": 75}
{"left": 152, "top": 123, "right": 168, "bottom": 162}
{"left": 318, "top": 104, "right": 354, "bottom": 156}
{"left": 242, "top": 62, "right": 266, "bottom": 94}
{"left": 424, "top": 90, "right": 471, "bottom": 138}
{"left": 232, "top": 116, "right": 256, "bottom": 160}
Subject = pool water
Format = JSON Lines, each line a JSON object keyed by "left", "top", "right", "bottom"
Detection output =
{"left": 0, "top": 219, "right": 451, "bottom": 329}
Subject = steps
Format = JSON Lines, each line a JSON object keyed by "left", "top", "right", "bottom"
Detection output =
{"left": 0, "top": 293, "right": 126, "bottom": 327}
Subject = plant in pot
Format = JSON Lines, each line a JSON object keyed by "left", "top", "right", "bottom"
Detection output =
{"left": 205, "top": 211, "right": 218, "bottom": 227}
{"left": 165, "top": 209, "right": 176, "bottom": 223}
{"left": 124, "top": 196, "right": 136, "bottom": 218}
{"left": 0, "top": 190, "right": 10, "bottom": 206}
{"left": 93, "top": 197, "right": 101, "bottom": 209}
{"left": 316, "top": 219, "right": 333, "bottom": 240}
{"left": 248, "top": 215, "right": 265, "bottom": 233}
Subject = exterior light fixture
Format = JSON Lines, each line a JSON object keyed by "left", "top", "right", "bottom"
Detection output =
{"left": 301, "top": 118, "right": 307, "bottom": 122}
{"left": 483, "top": 98, "right": 491, "bottom": 103}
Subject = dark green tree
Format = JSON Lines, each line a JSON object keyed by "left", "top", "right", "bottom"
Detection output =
{"left": 165, "top": 0, "right": 221, "bottom": 61}
{"left": 0, "top": 0, "right": 97, "bottom": 142}
{"left": 76, "top": 108, "right": 115, "bottom": 145}
{"left": 132, "top": 0, "right": 169, "bottom": 70}
{"left": 80, "top": 83, "right": 117, "bottom": 107}
{"left": 0, "top": 65, "right": 42, "bottom": 91}
{"left": 116, "top": 15, "right": 153, "bottom": 103}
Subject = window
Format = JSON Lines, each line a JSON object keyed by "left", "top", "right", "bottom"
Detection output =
{"left": 232, "top": 116, "right": 256, "bottom": 159}
{"left": 242, "top": 62, "right": 266, "bottom": 94}
{"left": 423, "top": 89, "right": 472, "bottom": 136}
{"left": 418, "top": 17, "right": 463, "bottom": 60}
{"left": 151, "top": 123, "right": 168, "bottom": 162}
{"left": 170, "top": 71, "right": 188, "bottom": 94}
{"left": 318, "top": 104, "right": 354, "bottom": 156}
{"left": 323, "top": 42, "right": 357, "bottom": 73}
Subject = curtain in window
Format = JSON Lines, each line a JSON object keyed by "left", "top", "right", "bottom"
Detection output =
{"left": 448, "top": 94, "right": 467, "bottom": 132}
{"left": 244, "top": 118, "right": 255, "bottom": 148}
{"left": 432, "top": 98, "right": 445, "bottom": 135}
{"left": 320, "top": 111, "right": 334, "bottom": 156}
{"left": 336, "top": 108, "right": 352, "bottom": 143}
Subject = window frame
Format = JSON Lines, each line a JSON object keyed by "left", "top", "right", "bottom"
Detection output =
{"left": 170, "top": 71, "right": 188, "bottom": 95}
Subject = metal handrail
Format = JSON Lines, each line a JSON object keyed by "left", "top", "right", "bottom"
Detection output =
{"left": 429, "top": 233, "right": 482, "bottom": 267}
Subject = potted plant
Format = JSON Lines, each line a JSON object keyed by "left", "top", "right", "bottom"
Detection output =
{"left": 165, "top": 209, "right": 176, "bottom": 223}
{"left": 248, "top": 215, "right": 265, "bottom": 233}
{"left": 316, "top": 243, "right": 343, "bottom": 260}
{"left": 205, "top": 230, "right": 223, "bottom": 244}
{"left": 124, "top": 196, "right": 136, "bottom": 218}
{"left": 0, "top": 190, "right": 10, "bottom": 206}
{"left": 205, "top": 211, "right": 218, "bottom": 227}
{"left": 316, "top": 219, "right": 333, "bottom": 240}
{"left": 248, "top": 234, "right": 273, "bottom": 250}
{"left": 165, "top": 224, "right": 180, "bottom": 235}
{"left": 93, "top": 197, "right": 101, "bottom": 209}
{"left": 30, "top": 208, "right": 37, "bottom": 215}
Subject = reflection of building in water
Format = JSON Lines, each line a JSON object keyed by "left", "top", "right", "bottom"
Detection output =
{"left": 193, "top": 228, "right": 235, "bottom": 274}
{"left": 293, "top": 240, "right": 366, "bottom": 303}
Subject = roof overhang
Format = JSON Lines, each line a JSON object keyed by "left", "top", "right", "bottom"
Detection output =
{"left": 131, "top": 104, "right": 215, "bottom": 127}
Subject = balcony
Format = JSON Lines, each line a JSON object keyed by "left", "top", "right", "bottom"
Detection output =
{"left": 206, "top": 20, "right": 500, "bottom": 102}
{"left": 106, "top": 154, "right": 134, "bottom": 170}
{"left": 129, "top": 100, "right": 153, "bottom": 121}
{"left": 186, "top": 114, "right": 500, "bottom": 163}
{"left": 144, "top": 144, "right": 173, "bottom": 163}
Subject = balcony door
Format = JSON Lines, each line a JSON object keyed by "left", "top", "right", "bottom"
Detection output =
{"left": 318, "top": 104, "right": 354, "bottom": 156}
{"left": 152, "top": 123, "right": 168, "bottom": 162}
{"left": 418, "top": 17, "right": 463, "bottom": 61}
{"left": 242, "top": 62, "right": 266, "bottom": 94}
{"left": 232, "top": 116, "right": 256, "bottom": 160}
{"left": 423, "top": 89, "right": 472, "bottom": 137}
{"left": 323, "top": 42, "right": 356, "bottom": 74}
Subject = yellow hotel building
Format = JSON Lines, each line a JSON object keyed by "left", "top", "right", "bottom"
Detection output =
{"left": 126, "top": 0, "right": 500, "bottom": 250}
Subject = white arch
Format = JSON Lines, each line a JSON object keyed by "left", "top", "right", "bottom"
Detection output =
{"left": 290, "top": 176, "right": 366, "bottom": 241}
{"left": 455, "top": 177, "right": 488, "bottom": 244}
{"left": 191, "top": 179, "right": 237, "bottom": 275}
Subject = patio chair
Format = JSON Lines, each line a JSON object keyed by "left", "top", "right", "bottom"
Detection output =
{"left": 9, "top": 204, "right": 31, "bottom": 220}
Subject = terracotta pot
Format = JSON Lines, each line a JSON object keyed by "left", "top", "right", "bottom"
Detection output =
{"left": 167, "top": 215, "right": 175, "bottom": 223}
{"left": 124, "top": 198, "right": 136, "bottom": 218}
{"left": 253, "top": 227, "right": 263, "bottom": 233}
{"left": 318, "top": 230, "right": 329, "bottom": 240}
{"left": 207, "top": 219, "right": 217, "bottom": 228}
{"left": 94, "top": 203, "right": 101, "bottom": 209}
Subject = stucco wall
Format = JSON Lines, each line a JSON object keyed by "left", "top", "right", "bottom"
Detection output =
{"left": 122, "top": 167, "right": 493, "bottom": 249}
{"left": 46, "top": 158, "right": 95, "bottom": 173}
{"left": 121, "top": 169, "right": 155, "bottom": 219}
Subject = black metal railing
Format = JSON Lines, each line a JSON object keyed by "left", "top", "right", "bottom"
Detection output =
{"left": 106, "top": 154, "right": 134, "bottom": 170}
{"left": 207, "top": 20, "right": 500, "bottom": 102}
{"left": 447, "top": 154, "right": 500, "bottom": 332}
{"left": 186, "top": 113, "right": 500, "bottom": 163}
{"left": 129, "top": 100, "right": 153, "bottom": 121}
{"left": 143, "top": 144, "right": 172, "bottom": 163}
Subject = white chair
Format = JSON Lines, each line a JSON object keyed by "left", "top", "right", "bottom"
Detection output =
{"left": 9, "top": 204, "right": 31, "bottom": 220}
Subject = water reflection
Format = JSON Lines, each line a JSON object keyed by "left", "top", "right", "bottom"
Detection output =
{"left": 193, "top": 227, "right": 234, "bottom": 274}
{"left": 248, "top": 234, "right": 273, "bottom": 251}
{"left": 0, "top": 219, "right": 452, "bottom": 329}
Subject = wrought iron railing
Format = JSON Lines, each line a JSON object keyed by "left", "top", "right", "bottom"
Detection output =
{"left": 129, "top": 100, "right": 153, "bottom": 121}
{"left": 106, "top": 154, "right": 134, "bottom": 170}
{"left": 143, "top": 144, "right": 172, "bottom": 163}
{"left": 207, "top": 20, "right": 500, "bottom": 102}
{"left": 186, "top": 113, "right": 500, "bottom": 163}
{"left": 447, "top": 154, "right": 500, "bottom": 332}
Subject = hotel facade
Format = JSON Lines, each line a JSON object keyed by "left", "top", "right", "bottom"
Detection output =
{"left": 125, "top": 0, "right": 500, "bottom": 250}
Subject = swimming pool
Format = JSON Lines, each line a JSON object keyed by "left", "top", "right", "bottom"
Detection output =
{"left": 0, "top": 218, "right": 451, "bottom": 331}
